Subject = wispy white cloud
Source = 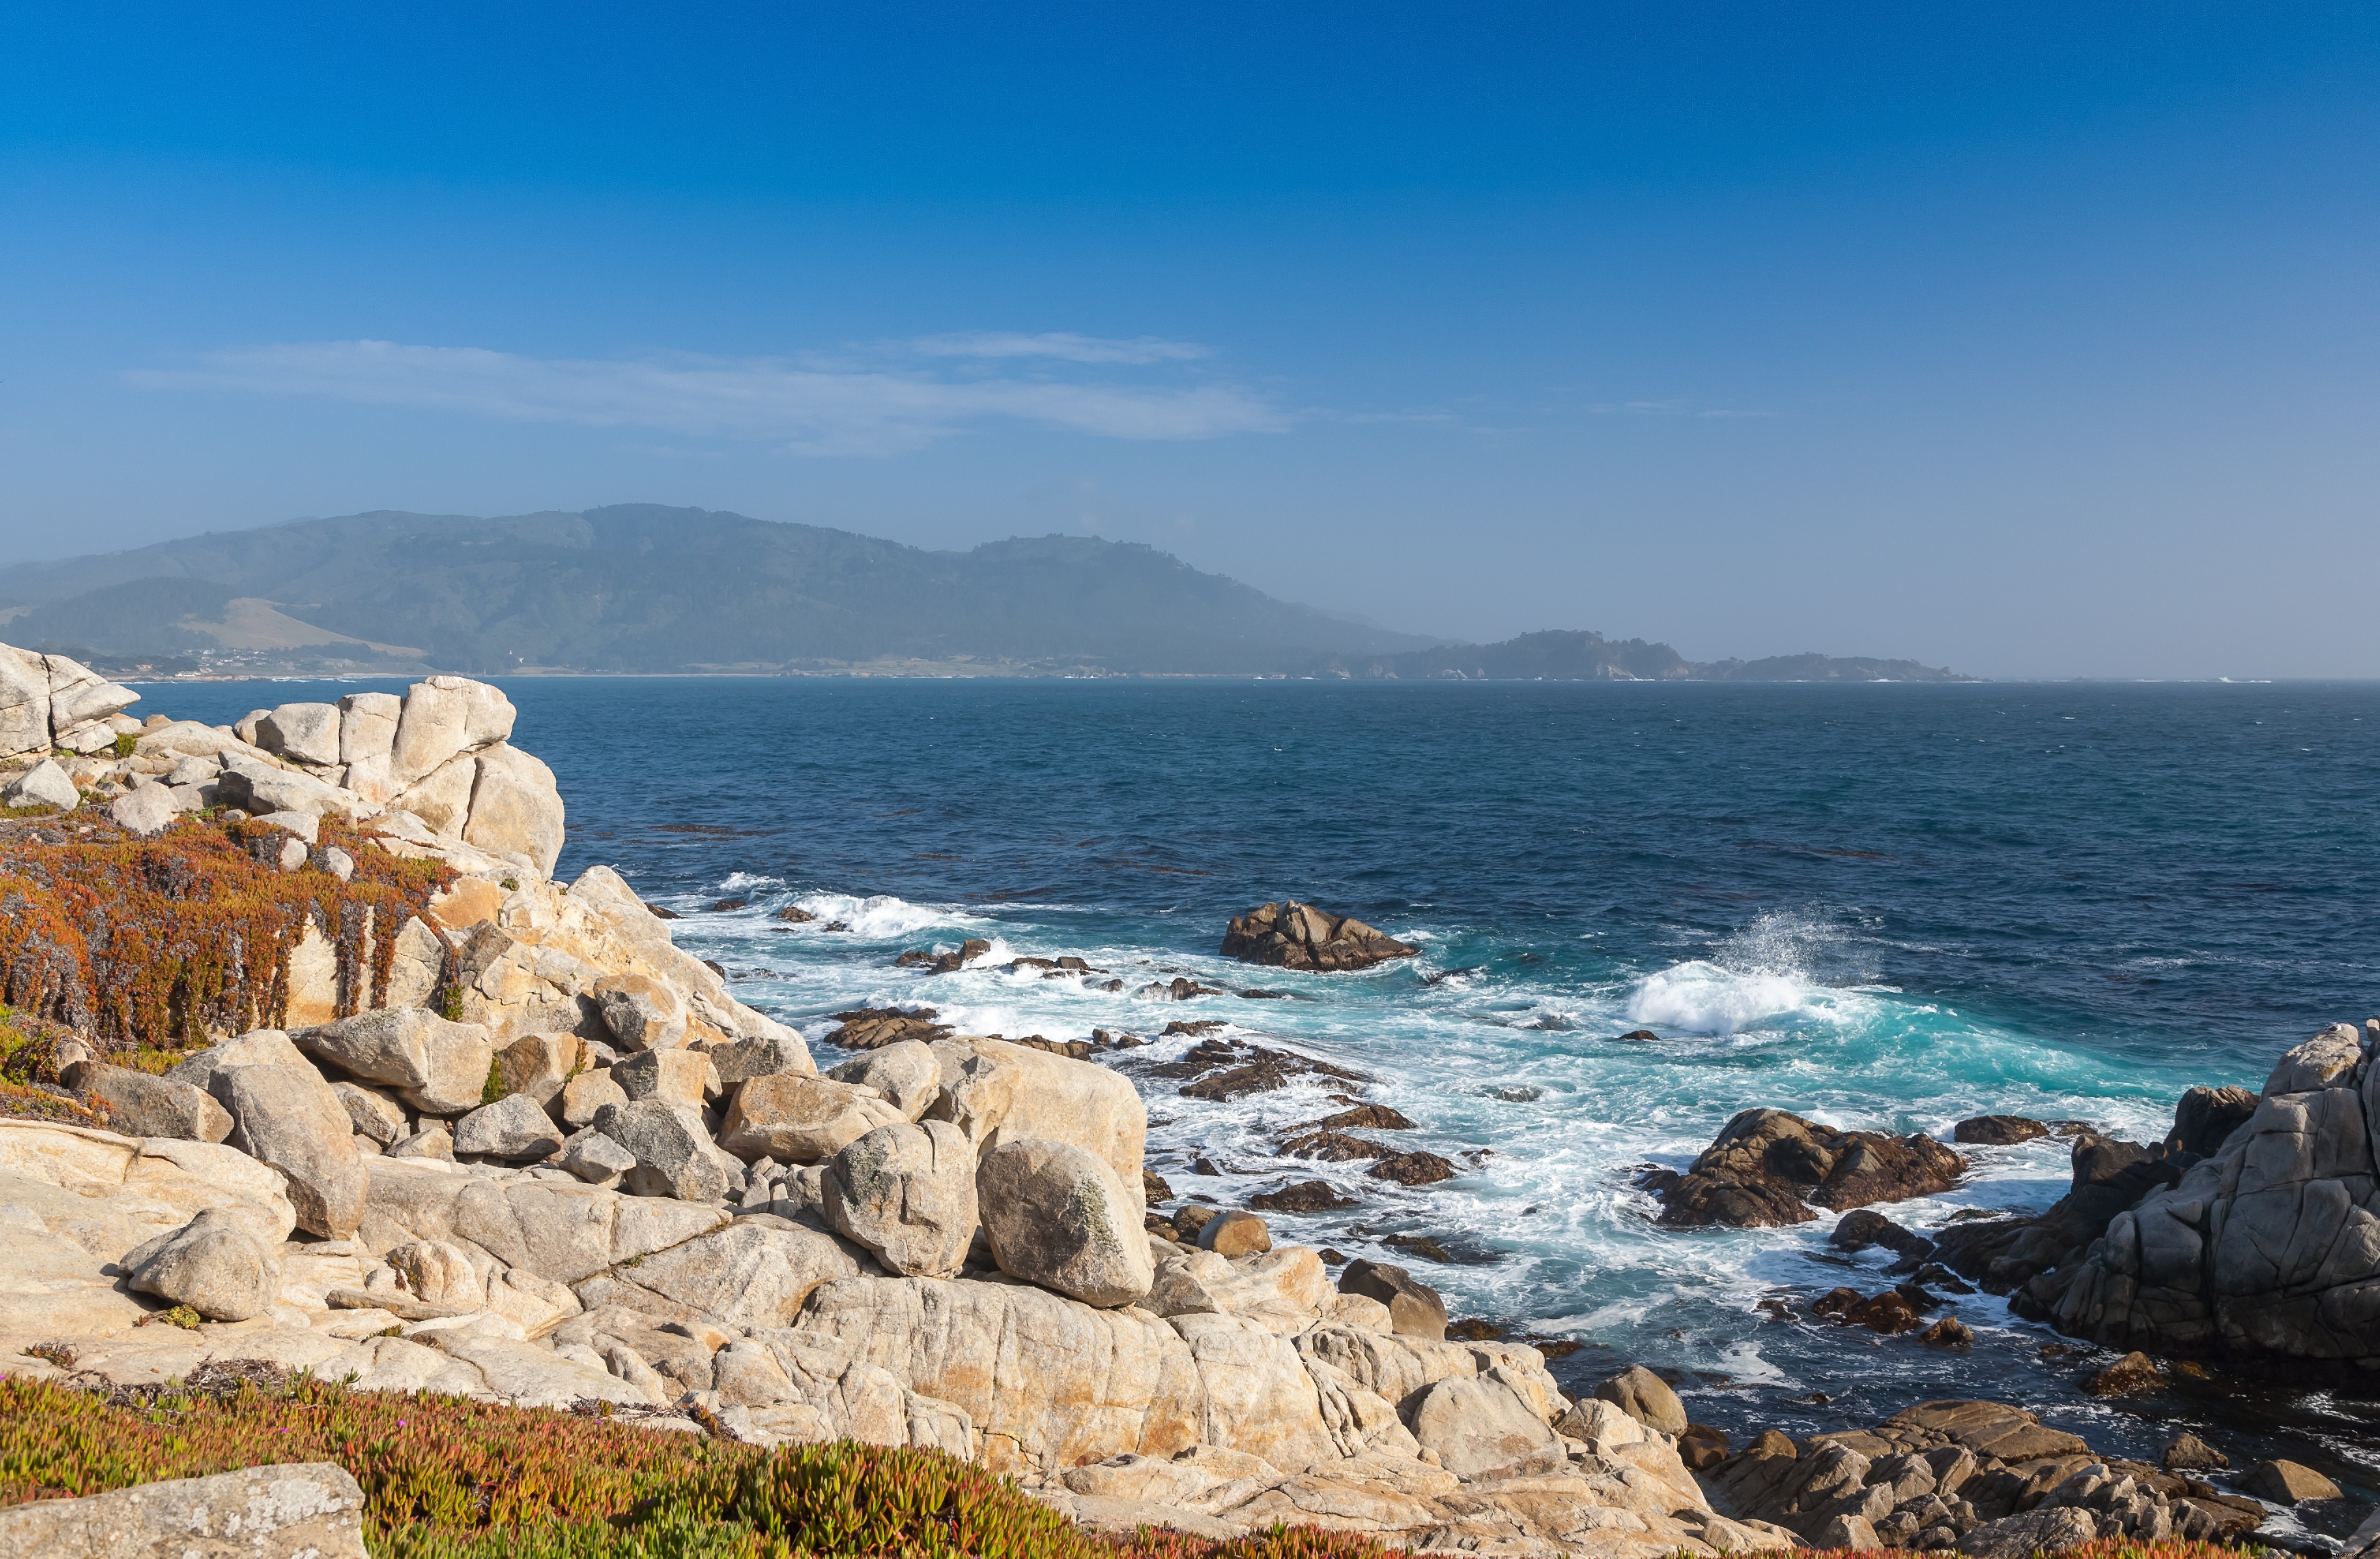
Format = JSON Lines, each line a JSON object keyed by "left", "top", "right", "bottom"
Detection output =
{"left": 128, "top": 337, "right": 1282, "bottom": 454}
{"left": 900, "top": 331, "right": 1210, "bottom": 364}
{"left": 1584, "top": 398, "right": 1777, "bottom": 419}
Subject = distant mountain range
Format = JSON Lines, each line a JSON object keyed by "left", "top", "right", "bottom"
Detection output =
{"left": 0, "top": 505, "right": 1975, "bottom": 682}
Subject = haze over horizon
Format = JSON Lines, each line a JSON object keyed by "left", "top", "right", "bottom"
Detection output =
{"left": 6, "top": 5, "right": 2378, "bottom": 680}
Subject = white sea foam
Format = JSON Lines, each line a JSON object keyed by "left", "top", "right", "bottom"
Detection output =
{"left": 786, "top": 892, "right": 980, "bottom": 940}
{"left": 1624, "top": 960, "right": 1830, "bottom": 1035}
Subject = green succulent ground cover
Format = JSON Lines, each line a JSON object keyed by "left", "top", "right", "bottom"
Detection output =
{"left": 0, "top": 1374, "right": 1398, "bottom": 1559}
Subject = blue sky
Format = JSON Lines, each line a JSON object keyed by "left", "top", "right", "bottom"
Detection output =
{"left": 4, "top": 3, "right": 2377, "bottom": 677}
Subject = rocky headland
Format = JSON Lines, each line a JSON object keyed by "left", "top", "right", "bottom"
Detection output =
{"left": 0, "top": 638, "right": 2372, "bottom": 1556}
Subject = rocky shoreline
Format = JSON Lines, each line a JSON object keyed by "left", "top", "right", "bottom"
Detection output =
{"left": 1, "top": 642, "right": 2376, "bottom": 1555}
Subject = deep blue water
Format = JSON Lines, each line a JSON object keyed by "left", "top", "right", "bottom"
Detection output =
{"left": 148, "top": 676, "right": 2380, "bottom": 1511}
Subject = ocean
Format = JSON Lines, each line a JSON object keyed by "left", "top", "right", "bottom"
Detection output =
{"left": 153, "top": 675, "right": 2380, "bottom": 1513}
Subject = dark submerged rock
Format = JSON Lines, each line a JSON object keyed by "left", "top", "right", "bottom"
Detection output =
{"left": 1953, "top": 1114, "right": 2049, "bottom": 1145}
{"left": 1219, "top": 900, "right": 1418, "bottom": 972}
{"left": 1248, "top": 1179, "right": 1356, "bottom": 1213}
{"left": 1654, "top": 1108, "right": 1965, "bottom": 1228}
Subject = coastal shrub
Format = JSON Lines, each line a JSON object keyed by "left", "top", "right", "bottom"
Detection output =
{"left": 0, "top": 814, "right": 453, "bottom": 1052}
{"left": 113, "top": 732, "right": 138, "bottom": 758}
{"left": 0, "top": 1375, "right": 1411, "bottom": 1559}
{"left": 0, "top": 1377, "right": 2280, "bottom": 1559}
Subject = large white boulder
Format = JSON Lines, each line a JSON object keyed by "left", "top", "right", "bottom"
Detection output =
{"left": 356, "top": 1158, "right": 727, "bottom": 1284}
{"left": 339, "top": 691, "right": 402, "bottom": 763}
{"left": 976, "top": 1137, "right": 1154, "bottom": 1308}
{"left": 390, "top": 675, "right": 516, "bottom": 787}
{"left": 297, "top": 1008, "right": 496, "bottom": 1117}
{"left": 208, "top": 1064, "right": 368, "bottom": 1237}
{"left": 824, "top": 1120, "right": 978, "bottom": 1279}
{"left": 258, "top": 701, "right": 343, "bottom": 767}
{"left": 721, "top": 1074, "right": 904, "bottom": 1164}
{"left": 796, "top": 1273, "right": 1207, "bottom": 1480}
{"left": 594, "top": 1099, "right": 739, "bottom": 1201}
{"left": 43, "top": 651, "right": 139, "bottom": 737}
{"left": 932, "top": 1037, "right": 1147, "bottom": 1216}
{"left": 123, "top": 1207, "right": 282, "bottom": 1322}
{"left": 4, "top": 758, "right": 78, "bottom": 811}
{"left": 0, "top": 1119, "right": 297, "bottom": 1251}
{"left": 462, "top": 743, "right": 565, "bottom": 878}
{"left": 0, "top": 1462, "right": 367, "bottom": 1559}
{"left": 572, "top": 1216, "right": 861, "bottom": 1330}
{"left": 0, "top": 643, "right": 52, "bottom": 758}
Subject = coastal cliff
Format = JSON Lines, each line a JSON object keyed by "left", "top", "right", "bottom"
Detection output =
{"left": 0, "top": 645, "right": 1748, "bottom": 1556}
{"left": 0, "top": 640, "right": 2365, "bottom": 1556}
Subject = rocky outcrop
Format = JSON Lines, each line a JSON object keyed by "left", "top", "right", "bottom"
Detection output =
{"left": 2024, "top": 1020, "right": 2380, "bottom": 1361}
{"left": 823, "top": 1120, "right": 978, "bottom": 1278}
{"left": 0, "top": 1461, "right": 368, "bottom": 1559}
{"left": 976, "top": 1138, "right": 1154, "bottom": 1307}
{"left": 0, "top": 659, "right": 1881, "bottom": 1554}
{"left": 1933, "top": 1134, "right": 2193, "bottom": 1299}
{"left": 1220, "top": 901, "right": 1419, "bottom": 972}
{"left": 1704, "top": 1399, "right": 2261, "bottom": 1550}
{"left": 0, "top": 1080, "right": 1759, "bottom": 1555}
{"left": 1650, "top": 1109, "right": 1965, "bottom": 1227}
{"left": 0, "top": 644, "right": 140, "bottom": 761}
{"left": 123, "top": 1207, "right": 282, "bottom": 1322}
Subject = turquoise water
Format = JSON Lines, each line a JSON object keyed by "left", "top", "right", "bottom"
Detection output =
{"left": 156, "top": 677, "right": 2380, "bottom": 1489}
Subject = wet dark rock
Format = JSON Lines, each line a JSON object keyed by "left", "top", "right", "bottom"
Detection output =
{"left": 1383, "top": 1232, "right": 1453, "bottom": 1263}
{"left": 1219, "top": 900, "right": 1418, "bottom": 972}
{"left": 1192, "top": 1156, "right": 1224, "bottom": 1176}
{"left": 1339, "top": 1257, "right": 1447, "bottom": 1339}
{"left": 1813, "top": 1286, "right": 1924, "bottom": 1334}
{"left": 1248, "top": 1179, "right": 1356, "bottom": 1213}
{"left": 1001, "top": 1035, "right": 1096, "bottom": 1059}
{"left": 772, "top": 904, "right": 815, "bottom": 923}
{"left": 1902, "top": 1262, "right": 1975, "bottom": 1294}
{"left": 1704, "top": 1400, "right": 2187, "bottom": 1544}
{"left": 1943, "top": 1133, "right": 2186, "bottom": 1300}
{"left": 643, "top": 901, "right": 682, "bottom": 919}
{"left": 1615, "top": 1029, "right": 1661, "bottom": 1042}
{"left": 824, "top": 1007, "right": 953, "bottom": 1050}
{"left": 1918, "top": 1317, "right": 1974, "bottom": 1350}
{"left": 1487, "top": 1085, "right": 1542, "bottom": 1102}
{"left": 1368, "top": 1150, "right": 1457, "bottom": 1186}
{"left": 1831, "top": 1209, "right": 1937, "bottom": 1261}
{"left": 1680, "top": 1423, "right": 1732, "bottom": 1470}
{"left": 2160, "top": 1431, "right": 2228, "bottom": 1473}
{"left": 2163, "top": 1084, "right": 2257, "bottom": 1158}
{"left": 1445, "top": 1317, "right": 1508, "bottom": 1340}
{"left": 2246, "top": 1459, "right": 2342, "bottom": 1504}
{"left": 1294, "top": 1103, "right": 1418, "bottom": 1133}
{"left": 1152, "top": 1036, "right": 1367, "bottom": 1101}
{"left": 2082, "top": 1351, "right": 2166, "bottom": 1397}
{"left": 1278, "top": 1129, "right": 1389, "bottom": 1162}
{"left": 1161, "top": 1019, "right": 1226, "bottom": 1037}
{"left": 896, "top": 937, "right": 990, "bottom": 974}
{"left": 1142, "top": 1168, "right": 1173, "bottom": 1201}
{"left": 1317, "top": 1247, "right": 1347, "bottom": 1265}
{"left": 710, "top": 897, "right": 749, "bottom": 912}
{"left": 1655, "top": 1109, "right": 1965, "bottom": 1228}
{"left": 1954, "top": 1115, "right": 2049, "bottom": 1145}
